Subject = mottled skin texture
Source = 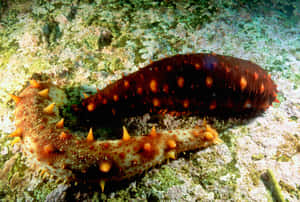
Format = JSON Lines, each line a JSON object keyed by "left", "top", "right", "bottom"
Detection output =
{"left": 11, "top": 53, "right": 278, "bottom": 185}
{"left": 82, "top": 53, "right": 278, "bottom": 123}
{"left": 13, "top": 82, "right": 220, "bottom": 184}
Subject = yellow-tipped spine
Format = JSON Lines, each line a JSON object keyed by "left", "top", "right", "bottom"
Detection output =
{"left": 100, "top": 180, "right": 105, "bottom": 192}
{"left": 9, "top": 128, "right": 22, "bottom": 137}
{"left": 43, "top": 103, "right": 55, "bottom": 114}
{"left": 122, "top": 126, "right": 130, "bottom": 141}
{"left": 29, "top": 80, "right": 40, "bottom": 88}
{"left": 9, "top": 94, "right": 21, "bottom": 104}
{"left": 87, "top": 128, "right": 94, "bottom": 142}
{"left": 167, "top": 151, "right": 176, "bottom": 159}
{"left": 56, "top": 118, "right": 64, "bottom": 128}
{"left": 38, "top": 88, "right": 49, "bottom": 98}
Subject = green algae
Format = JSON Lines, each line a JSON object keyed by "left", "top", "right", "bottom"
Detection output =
{"left": 261, "top": 169, "right": 285, "bottom": 202}
{"left": 109, "top": 165, "right": 183, "bottom": 201}
{"left": 251, "top": 153, "right": 265, "bottom": 161}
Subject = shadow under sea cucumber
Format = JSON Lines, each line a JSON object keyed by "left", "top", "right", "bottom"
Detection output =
{"left": 9, "top": 53, "right": 278, "bottom": 190}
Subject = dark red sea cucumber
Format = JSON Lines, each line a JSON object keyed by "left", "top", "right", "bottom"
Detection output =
{"left": 82, "top": 53, "right": 278, "bottom": 121}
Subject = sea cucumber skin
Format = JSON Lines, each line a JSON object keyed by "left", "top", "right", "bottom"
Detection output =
{"left": 12, "top": 53, "right": 278, "bottom": 185}
{"left": 82, "top": 53, "right": 278, "bottom": 121}
{"left": 14, "top": 82, "right": 219, "bottom": 183}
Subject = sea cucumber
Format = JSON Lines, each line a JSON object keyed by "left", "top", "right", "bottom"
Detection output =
{"left": 10, "top": 53, "right": 278, "bottom": 190}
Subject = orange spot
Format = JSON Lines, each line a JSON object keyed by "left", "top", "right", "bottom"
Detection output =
{"left": 112, "top": 108, "right": 116, "bottom": 116}
{"left": 143, "top": 143, "right": 152, "bottom": 153}
{"left": 206, "top": 76, "right": 213, "bottom": 88}
{"left": 113, "top": 94, "right": 119, "bottom": 102}
{"left": 59, "top": 132, "right": 70, "bottom": 140}
{"left": 274, "top": 98, "right": 280, "bottom": 103}
{"left": 152, "top": 98, "right": 160, "bottom": 107}
{"left": 99, "top": 161, "right": 112, "bottom": 173}
{"left": 273, "top": 92, "right": 277, "bottom": 97}
{"left": 260, "top": 84, "right": 265, "bottom": 93}
{"left": 124, "top": 80, "right": 130, "bottom": 88}
{"left": 183, "top": 99, "right": 189, "bottom": 108}
{"left": 253, "top": 72, "right": 258, "bottom": 80}
{"left": 209, "top": 100, "right": 216, "bottom": 110}
{"left": 204, "top": 132, "right": 214, "bottom": 141}
{"left": 100, "top": 98, "right": 106, "bottom": 104}
{"left": 211, "top": 52, "right": 217, "bottom": 56}
{"left": 177, "top": 77, "right": 184, "bottom": 88}
{"left": 195, "top": 63, "right": 201, "bottom": 70}
{"left": 192, "top": 130, "right": 201, "bottom": 137}
{"left": 137, "top": 87, "right": 143, "bottom": 95}
{"left": 150, "top": 79, "right": 158, "bottom": 93}
{"left": 87, "top": 103, "right": 95, "bottom": 112}
{"left": 56, "top": 118, "right": 64, "bottom": 128}
{"left": 44, "top": 144, "right": 55, "bottom": 154}
{"left": 163, "top": 84, "right": 169, "bottom": 93}
{"left": 240, "top": 76, "right": 247, "bottom": 91}
{"left": 166, "top": 65, "right": 172, "bottom": 72}
{"left": 225, "top": 66, "right": 231, "bottom": 73}
{"left": 167, "top": 139, "right": 176, "bottom": 149}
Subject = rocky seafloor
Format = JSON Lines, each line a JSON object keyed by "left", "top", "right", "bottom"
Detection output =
{"left": 0, "top": 0, "right": 299, "bottom": 201}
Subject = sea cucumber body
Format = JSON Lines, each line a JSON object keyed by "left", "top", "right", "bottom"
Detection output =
{"left": 14, "top": 82, "right": 219, "bottom": 183}
{"left": 12, "top": 53, "right": 278, "bottom": 185}
{"left": 83, "top": 53, "right": 277, "bottom": 121}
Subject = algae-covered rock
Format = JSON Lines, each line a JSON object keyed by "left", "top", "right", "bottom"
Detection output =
{"left": 0, "top": 0, "right": 299, "bottom": 201}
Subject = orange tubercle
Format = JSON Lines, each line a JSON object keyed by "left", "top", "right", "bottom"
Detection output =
{"left": 143, "top": 142, "right": 152, "bottom": 153}
{"left": 99, "top": 161, "right": 112, "bottom": 173}
{"left": 167, "top": 139, "right": 176, "bottom": 149}
{"left": 56, "top": 118, "right": 64, "bottom": 128}
{"left": 122, "top": 126, "right": 131, "bottom": 141}
{"left": 29, "top": 80, "right": 41, "bottom": 88}
{"left": 87, "top": 128, "right": 94, "bottom": 142}
{"left": 9, "top": 128, "right": 22, "bottom": 137}
{"left": 9, "top": 94, "right": 21, "bottom": 104}
{"left": 38, "top": 89, "right": 49, "bottom": 98}
{"left": 87, "top": 103, "right": 95, "bottom": 112}
{"left": 43, "top": 103, "right": 55, "bottom": 114}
